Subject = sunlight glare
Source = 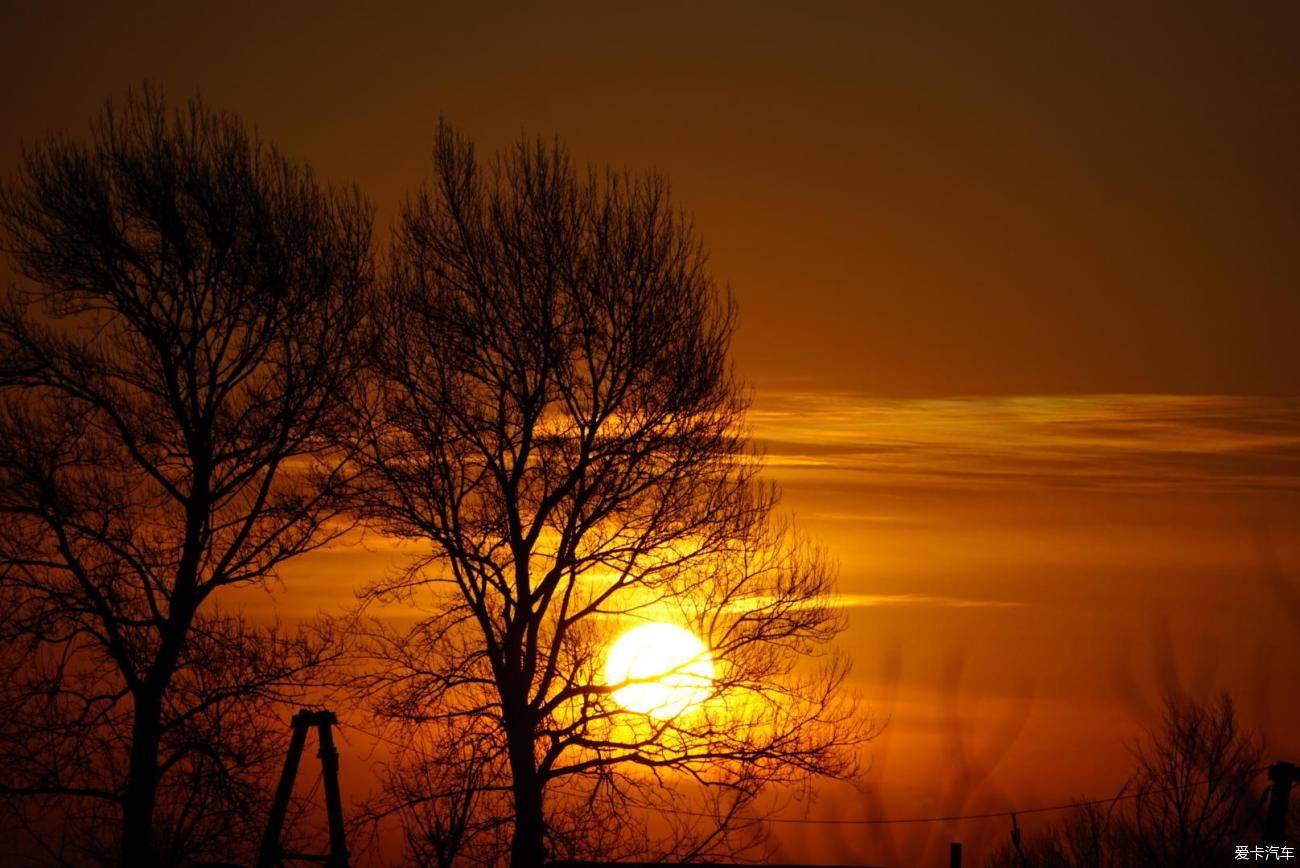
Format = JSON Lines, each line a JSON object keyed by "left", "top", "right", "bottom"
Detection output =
{"left": 604, "top": 623, "right": 715, "bottom": 719}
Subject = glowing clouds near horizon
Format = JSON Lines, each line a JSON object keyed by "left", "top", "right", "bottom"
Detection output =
{"left": 604, "top": 623, "right": 715, "bottom": 719}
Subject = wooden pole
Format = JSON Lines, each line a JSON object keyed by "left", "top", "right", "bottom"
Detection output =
{"left": 316, "top": 711, "right": 349, "bottom": 868}
{"left": 1264, "top": 761, "right": 1298, "bottom": 845}
{"left": 256, "top": 709, "right": 350, "bottom": 868}
{"left": 256, "top": 710, "right": 312, "bottom": 868}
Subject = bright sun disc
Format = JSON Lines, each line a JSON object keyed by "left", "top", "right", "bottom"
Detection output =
{"left": 604, "top": 622, "right": 715, "bottom": 719}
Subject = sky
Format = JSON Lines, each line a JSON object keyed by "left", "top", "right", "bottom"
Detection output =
{"left": 4, "top": 1, "right": 1299, "bottom": 398}
{"left": 3, "top": 2, "right": 1299, "bottom": 865}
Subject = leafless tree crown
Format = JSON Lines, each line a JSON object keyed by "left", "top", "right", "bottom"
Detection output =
{"left": 988, "top": 692, "right": 1266, "bottom": 868}
{"left": 351, "top": 125, "right": 866, "bottom": 867}
{"left": 0, "top": 87, "right": 373, "bottom": 867}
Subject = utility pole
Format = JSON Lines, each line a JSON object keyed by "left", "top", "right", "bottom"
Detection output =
{"left": 1264, "top": 761, "right": 1299, "bottom": 846}
{"left": 256, "top": 709, "right": 350, "bottom": 868}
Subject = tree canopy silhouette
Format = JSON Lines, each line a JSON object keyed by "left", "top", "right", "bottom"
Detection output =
{"left": 349, "top": 125, "right": 867, "bottom": 867}
{"left": 0, "top": 88, "right": 373, "bottom": 867}
{"left": 988, "top": 693, "right": 1267, "bottom": 868}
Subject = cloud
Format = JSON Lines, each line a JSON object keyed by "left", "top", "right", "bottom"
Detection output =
{"left": 711, "top": 592, "right": 1025, "bottom": 615}
{"left": 750, "top": 393, "right": 1300, "bottom": 494}
{"left": 828, "top": 593, "right": 1026, "bottom": 609}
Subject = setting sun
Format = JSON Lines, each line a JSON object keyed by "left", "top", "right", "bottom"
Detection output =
{"left": 604, "top": 623, "right": 715, "bottom": 719}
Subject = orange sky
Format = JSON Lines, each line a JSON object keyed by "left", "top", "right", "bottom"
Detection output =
{"left": 278, "top": 393, "right": 1300, "bottom": 864}
{"left": 4, "top": 2, "right": 1299, "bottom": 397}
{"left": 3, "top": 3, "right": 1299, "bottom": 865}
{"left": 749, "top": 393, "right": 1300, "bottom": 863}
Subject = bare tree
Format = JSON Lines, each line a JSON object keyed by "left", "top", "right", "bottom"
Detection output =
{"left": 987, "top": 800, "right": 1124, "bottom": 868}
{"left": 349, "top": 125, "right": 867, "bottom": 866}
{"left": 350, "top": 716, "right": 511, "bottom": 868}
{"left": 1122, "top": 692, "right": 1264, "bottom": 867}
{"left": 988, "top": 692, "right": 1266, "bottom": 868}
{"left": 0, "top": 88, "right": 373, "bottom": 867}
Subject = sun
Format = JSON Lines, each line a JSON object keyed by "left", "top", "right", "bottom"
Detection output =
{"left": 604, "top": 623, "right": 715, "bottom": 719}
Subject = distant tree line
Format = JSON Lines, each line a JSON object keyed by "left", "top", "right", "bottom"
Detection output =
{"left": 988, "top": 693, "right": 1279, "bottom": 868}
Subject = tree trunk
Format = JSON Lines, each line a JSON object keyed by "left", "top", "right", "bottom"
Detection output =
{"left": 510, "top": 773, "right": 545, "bottom": 868}
{"left": 121, "top": 686, "right": 164, "bottom": 868}
{"left": 120, "top": 610, "right": 190, "bottom": 868}
{"left": 507, "top": 722, "right": 545, "bottom": 868}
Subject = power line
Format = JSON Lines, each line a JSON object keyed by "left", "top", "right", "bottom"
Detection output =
{"left": 332, "top": 718, "right": 1272, "bottom": 829}
{"left": 640, "top": 795, "right": 1121, "bottom": 826}
{"left": 631, "top": 765, "right": 1274, "bottom": 827}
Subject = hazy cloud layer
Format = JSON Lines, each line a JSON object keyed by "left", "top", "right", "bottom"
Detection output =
{"left": 751, "top": 393, "right": 1300, "bottom": 494}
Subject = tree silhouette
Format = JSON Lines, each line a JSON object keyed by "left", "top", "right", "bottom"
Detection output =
{"left": 0, "top": 88, "right": 373, "bottom": 867}
{"left": 988, "top": 692, "right": 1266, "bottom": 868}
{"left": 348, "top": 125, "right": 867, "bottom": 866}
{"left": 351, "top": 716, "right": 511, "bottom": 868}
{"left": 1124, "top": 693, "right": 1265, "bottom": 867}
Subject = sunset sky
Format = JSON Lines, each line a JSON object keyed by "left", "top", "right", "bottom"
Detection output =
{"left": 3, "top": 3, "right": 1298, "bottom": 865}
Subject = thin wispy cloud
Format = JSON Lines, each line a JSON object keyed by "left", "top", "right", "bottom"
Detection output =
{"left": 751, "top": 393, "right": 1300, "bottom": 494}
{"left": 829, "top": 593, "right": 1025, "bottom": 609}
{"left": 711, "top": 592, "right": 1025, "bottom": 615}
